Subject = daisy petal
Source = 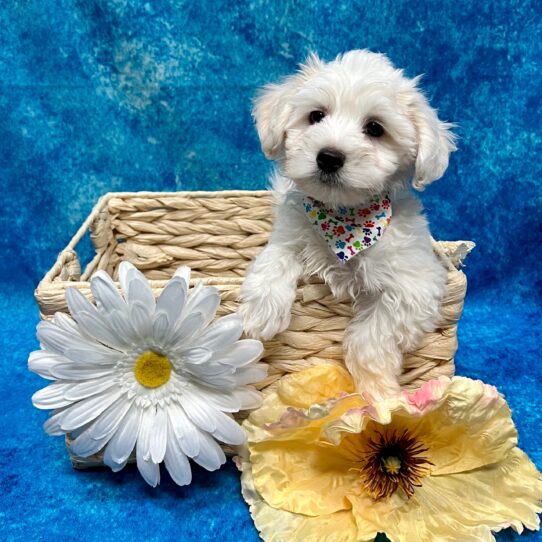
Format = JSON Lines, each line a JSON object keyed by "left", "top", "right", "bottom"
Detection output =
{"left": 188, "top": 383, "right": 242, "bottom": 412}
{"left": 49, "top": 363, "right": 114, "bottom": 381}
{"left": 174, "top": 265, "right": 191, "bottom": 286}
{"left": 210, "top": 339, "right": 264, "bottom": 368}
{"left": 234, "top": 387, "right": 263, "bottom": 410}
{"left": 106, "top": 457, "right": 129, "bottom": 473}
{"left": 28, "top": 350, "right": 64, "bottom": 380}
{"left": 63, "top": 376, "right": 116, "bottom": 401}
{"left": 179, "top": 391, "right": 219, "bottom": 432}
{"left": 152, "top": 311, "right": 170, "bottom": 346}
{"left": 32, "top": 383, "right": 75, "bottom": 410}
{"left": 187, "top": 288, "right": 220, "bottom": 328}
{"left": 70, "top": 428, "right": 111, "bottom": 457}
{"left": 66, "top": 289, "right": 127, "bottom": 349}
{"left": 129, "top": 301, "right": 153, "bottom": 339}
{"left": 137, "top": 409, "right": 154, "bottom": 462}
{"left": 150, "top": 407, "right": 168, "bottom": 464}
{"left": 180, "top": 389, "right": 246, "bottom": 444}
{"left": 101, "top": 309, "right": 139, "bottom": 347}
{"left": 86, "top": 397, "right": 132, "bottom": 440}
{"left": 58, "top": 389, "right": 122, "bottom": 432}
{"left": 182, "top": 282, "right": 220, "bottom": 328}
{"left": 117, "top": 260, "right": 136, "bottom": 295}
{"left": 104, "top": 405, "right": 142, "bottom": 464}
{"left": 43, "top": 410, "right": 65, "bottom": 436}
{"left": 192, "top": 314, "right": 243, "bottom": 352}
{"left": 164, "top": 418, "right": 192, "bottom": 486}
{"left": 136, "top": 444, "right": 160, "bottom": 487}
{"left": 167, "top": 312, "right": 204, "bottom": 348}
{"left": 91, "top": 271, "right": 127, "bottom": 315}
{"left": 167, "top": 403, "right": 201, "bottom": 458}
{"left": 234, "top": 364, "right": 268, "bottom": 386}
{"left": 212, "top": 413, "right": 246, "bottom": 445}
{"left": 156, "top": 276, "right": 187, "bottom": 327}
{"left": 180, "top": 347, "right": 213, "bottom": 365}
{"left": 125, "top": 268, "right": 156, "bottom": 315}
{"left": 52, "top": 312, "right": 79, "bottom": 333}
{"left": 37, "top": 321, "right": 92, "bottom": 356}
{"left": 192, "top": 431, "right": 226, "bottom": 471}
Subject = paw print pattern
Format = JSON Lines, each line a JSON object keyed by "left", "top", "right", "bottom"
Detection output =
{"left": 302, "top": 194, "right": 392, "bottom": 263}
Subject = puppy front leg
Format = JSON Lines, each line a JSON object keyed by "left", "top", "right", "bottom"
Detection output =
{"left": 343, "top": 291, "right": 404, "bottom": 400}
{"left": 239, "top": 243, "right": 303, "bottom": 340}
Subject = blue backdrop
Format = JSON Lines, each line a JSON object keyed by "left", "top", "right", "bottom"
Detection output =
{"left": 1, "top": 1, "right": 541, "bottom": 541}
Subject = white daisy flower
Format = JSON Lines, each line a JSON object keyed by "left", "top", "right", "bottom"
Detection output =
{"left": 29, "top": 262, "right": 266, "bottom": 487}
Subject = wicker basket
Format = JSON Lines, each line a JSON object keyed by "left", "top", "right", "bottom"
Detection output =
{"left": 35, "top": 190, "right": 473, "bottom": 468}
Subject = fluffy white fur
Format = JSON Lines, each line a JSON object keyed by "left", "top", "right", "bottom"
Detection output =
{"left": 239, "top": 50, "right": 456, "bottom": 399}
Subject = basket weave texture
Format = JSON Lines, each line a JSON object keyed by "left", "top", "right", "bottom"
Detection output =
{"left": 35, "top": 191, "right": 472, "bottom": 467}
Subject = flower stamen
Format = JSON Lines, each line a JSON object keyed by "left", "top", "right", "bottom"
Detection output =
{"left": 359, "top": 429, "right": 432, "bottom": 500}
{"left": 134, "top": 351, "right": 172, "bottom": 388}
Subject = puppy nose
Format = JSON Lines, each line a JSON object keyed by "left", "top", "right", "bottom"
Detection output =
{"left": 317, "top": 148, "right": 345, "bottom": 173}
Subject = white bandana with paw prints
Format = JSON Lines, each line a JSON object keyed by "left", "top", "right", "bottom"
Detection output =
{"left": 302, "top": 194, "right": 392, "bottom": 262}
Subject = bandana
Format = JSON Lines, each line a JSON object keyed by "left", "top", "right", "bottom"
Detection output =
{"left": 302, "top": 194, "right": 392, "bottom": 262}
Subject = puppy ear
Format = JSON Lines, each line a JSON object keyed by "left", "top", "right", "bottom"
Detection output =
{"left": 409, "top": 84, "right": 457, "bottom": 190}
{"left": 253, "top": 53, "right": 323, "bottom": 159}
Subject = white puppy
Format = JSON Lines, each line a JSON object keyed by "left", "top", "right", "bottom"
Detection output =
{"left": 239, "top": 50, "right": 456, "bottom": 399}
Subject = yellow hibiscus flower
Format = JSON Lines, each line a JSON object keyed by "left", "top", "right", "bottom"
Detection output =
{"left": 238, "top": 365, "right": 542, "bottom": 542}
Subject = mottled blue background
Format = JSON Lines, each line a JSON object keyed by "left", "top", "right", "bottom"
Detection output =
{"left": 1, "top": 1, "right": 541, "bottom": 541}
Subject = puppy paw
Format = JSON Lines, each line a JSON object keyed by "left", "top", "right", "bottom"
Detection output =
{"left": 238, "top": 295, "right": 292, "bottom": 341}
{"left": 353, "top": 371, "right": 402, "bottom": 401}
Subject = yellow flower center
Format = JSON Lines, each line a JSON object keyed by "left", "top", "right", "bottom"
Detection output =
{"left": 134, "top": 351, "right": 172, "bottom": 388}
{"left": 382, "top": 455, "right": 401, "bottom": 475}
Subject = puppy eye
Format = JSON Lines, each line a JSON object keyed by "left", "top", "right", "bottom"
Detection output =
{"left": 364, "top": 121, "right": 385, "bottom": 138}
{"left": 309, "top": 110, "right": 326, "bottom": 124}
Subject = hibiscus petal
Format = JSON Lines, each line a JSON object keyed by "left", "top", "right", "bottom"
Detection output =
{"left": 350, "top": 447, "right": 542, "bottom": 542}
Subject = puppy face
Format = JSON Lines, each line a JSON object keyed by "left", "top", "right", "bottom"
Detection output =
{"left": 254, "top": 50, "right": 456, "bottom": 206}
